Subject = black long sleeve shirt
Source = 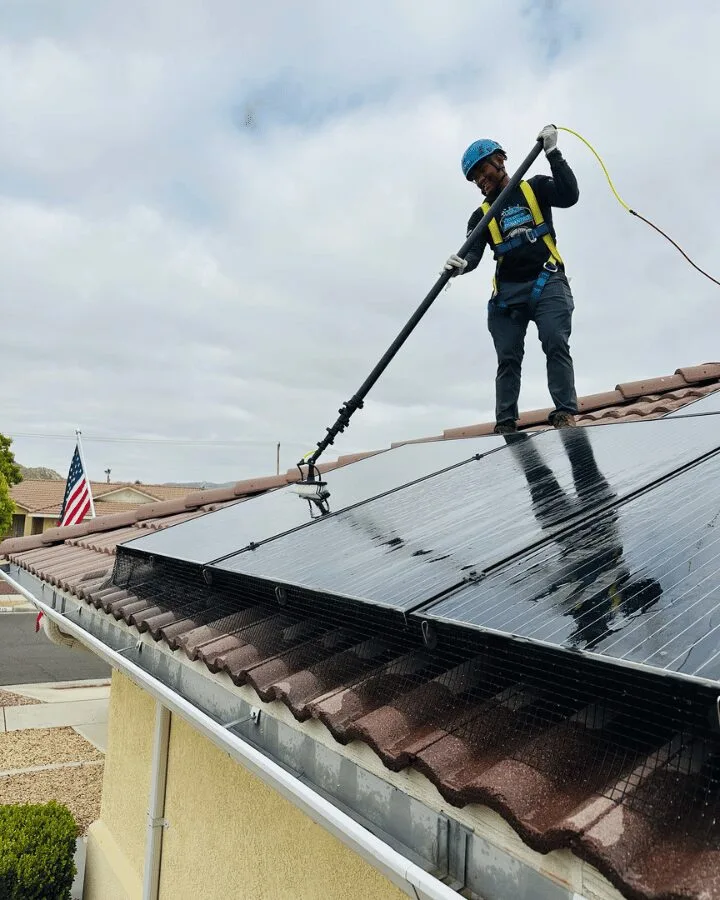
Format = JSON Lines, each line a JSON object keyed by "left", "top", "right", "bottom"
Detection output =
{"left": 463, "top": 149, "right": 579, "bottom": 283}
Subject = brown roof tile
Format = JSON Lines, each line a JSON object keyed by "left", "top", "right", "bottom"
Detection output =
{"left": 676, "top": 362, "right": 720, "bottom": 383}
{"left": 336, "top": 451, "right": 384, "bottom": 466}
{"left": 390, "top": 435, "right": 445, "bottom": 448}
{"left": 182, "top": 486, "right": 238, "bottom": 508}
{"left": 67, "top": 527, "right": 142, "bottom": 554}
{"left": 10, "top": 479, "right": 203, "bottom": 514}
{"left": 234, "top": 474, "right": 292, "bottom": 496}
{"left": 615, "top": 374, "right": 688, "bottom": 400}
{"left": 442, "top": 422, "right": 497, "bottom": 440}
{"left": 577, "top": 389, "right": 625, "bottom": 411}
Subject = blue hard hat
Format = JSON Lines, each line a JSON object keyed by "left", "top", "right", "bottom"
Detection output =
{"left": 461, "top": 139, "right": 504, "bottom": 180}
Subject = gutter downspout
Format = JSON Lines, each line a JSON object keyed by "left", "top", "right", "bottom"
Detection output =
{"left": 41, "top": 610, "right": 88, "bottom": 652}
{"left": 143, "top": 703, "right": 170, "bottom": 900}
{"left": 0, "top": 568, "right": 460, "bottom": 900}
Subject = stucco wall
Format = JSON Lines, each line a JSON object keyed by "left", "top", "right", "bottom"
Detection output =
{"left": 84, "top": 820, "right": 142, "bottom": 900}
{"left": 85, "top": 671, "right": 409, "bottom": 900}
{"left": 85, "top": 671, "right": 155, "bottom": 899}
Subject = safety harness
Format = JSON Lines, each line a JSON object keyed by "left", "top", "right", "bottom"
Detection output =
{"left": 481, "top": 180, "right": 563, "bottom": 301}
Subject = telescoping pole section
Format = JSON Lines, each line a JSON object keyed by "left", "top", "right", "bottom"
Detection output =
{"left": 300, "top": 138, "right": 544, "bottom": 475}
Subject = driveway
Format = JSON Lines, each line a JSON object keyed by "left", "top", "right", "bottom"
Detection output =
{"left": 0, "top": 613, "right": 110, "bottom": 684}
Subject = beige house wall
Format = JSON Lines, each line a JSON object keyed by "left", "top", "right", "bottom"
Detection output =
{"left": 84, "top": 672, "right": 408, "bottom": 900}
{"left": 16, "top": 513, "right": 68, "bottom": 537}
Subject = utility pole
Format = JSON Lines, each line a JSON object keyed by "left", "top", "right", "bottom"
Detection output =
{"left": 104, "top": 468, "right": 111, "bottom": 484}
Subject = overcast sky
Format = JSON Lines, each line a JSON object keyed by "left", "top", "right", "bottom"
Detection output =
{"left": 2, "top": 0, "right": 719, "bottom": 485}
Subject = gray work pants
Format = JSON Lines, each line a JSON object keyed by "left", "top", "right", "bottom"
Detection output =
{"left": 487, "top": 270, "right": 578, "bottom": 425}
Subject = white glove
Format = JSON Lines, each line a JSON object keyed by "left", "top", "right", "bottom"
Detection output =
{"left": 537, "top": 124, "right": 558, "bottom": 155}
{"left": 444, "top": 253, "right": 468, "bottom": 276}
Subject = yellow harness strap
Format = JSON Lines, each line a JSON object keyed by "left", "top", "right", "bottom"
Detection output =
{"left": 480, "top": 180, "right": 564, "bottom": 293}
{"left": 480, "top": 200, "right": 503, "bottom": 247}
{"left": 518, "top": 180, "right": 563, "bottom": 266}
{"left": 480, "top": 200, "right": 502, "bottom": 294}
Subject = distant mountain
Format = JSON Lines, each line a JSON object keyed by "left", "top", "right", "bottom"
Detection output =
{"left": 18, "top": 464, "right": 63, "bottom": 481}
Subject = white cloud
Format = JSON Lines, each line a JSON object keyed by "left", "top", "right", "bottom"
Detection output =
{"left": 1, "top": 0, "right": 719, "bottom": 483}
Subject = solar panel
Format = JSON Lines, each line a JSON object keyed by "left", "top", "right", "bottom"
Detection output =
{"left": 421, "top": 448, "right": 720, "bottom": 685}
{"left": 666, "top": 389, "right": 720, "bottom": 417}
{"left": 212, "top": 416, "right": 720, "bottom": 611}
{"left": 121, "top": 436, "right": 507, "bottom": 564}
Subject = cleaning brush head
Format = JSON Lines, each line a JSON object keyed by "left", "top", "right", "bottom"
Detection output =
{"left": 293, "top": 480, "right": 330, "bottom": 501}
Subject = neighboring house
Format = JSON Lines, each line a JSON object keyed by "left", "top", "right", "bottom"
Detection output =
{"left": 7, "top": 481, "right": 203, "bottom": 539}
{"left": 2, "top": 361, "right": 720, "bottom": 900}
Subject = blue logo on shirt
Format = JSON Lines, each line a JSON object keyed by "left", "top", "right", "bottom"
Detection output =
{"left": 500, "top": 205, "right": 534, "bottom": 238}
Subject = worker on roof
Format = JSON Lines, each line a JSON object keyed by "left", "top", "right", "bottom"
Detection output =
{"left": 445, "top": 125, "right": 580, "bottom": 434}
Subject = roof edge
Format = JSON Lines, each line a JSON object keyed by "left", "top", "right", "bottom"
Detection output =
{"left": 1, "top": 568, "right": 460, "bottom": 900}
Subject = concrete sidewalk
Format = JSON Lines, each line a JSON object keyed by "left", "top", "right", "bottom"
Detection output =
{"left": 0, "top": 679, "right": 110, "bottom": 751}
{"left": 0, "top": 596, "right": 35, "bottom": 613}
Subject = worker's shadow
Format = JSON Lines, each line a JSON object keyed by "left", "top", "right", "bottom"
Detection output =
{"left": 503, "top": 429, "right": 662, "bottom": 650}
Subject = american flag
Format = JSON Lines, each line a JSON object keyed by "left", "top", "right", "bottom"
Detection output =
{"left": 58, "top": 444, "right": 94, "bottom": 526}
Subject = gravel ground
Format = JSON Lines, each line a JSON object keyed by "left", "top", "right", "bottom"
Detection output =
{"left": 0, "top": 764, "right": 104, "bottom": 834}
{"left": 0, "top": 688, "right": 41, "bottom": 707}
{"left": 0, "top": 727, "right": 103, "bottom": 770}
{"left": 0, "top": 727, "right": 105, "bottom": 835}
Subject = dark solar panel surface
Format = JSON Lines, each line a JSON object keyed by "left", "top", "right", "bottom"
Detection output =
{"left": 214, "top": 417, "right": 720, "bottom": 611}
{"left": 121, "top": 436, "right": 506, "bottom": 564}
{"left": 423, "top": 449, "right": 720, "bottom": 682}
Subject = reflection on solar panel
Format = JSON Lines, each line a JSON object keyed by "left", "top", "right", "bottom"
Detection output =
{"left": 213, "top": 416, "right": 720, "bottom": 611}
{"left": 422, "top": 449, "right": 720, "bottom": 684}
{"left": 120, "top": 436, "right": 507, "bottom": 564}
{"left": 666, "top": 389, "right": 720, "bottom": 417}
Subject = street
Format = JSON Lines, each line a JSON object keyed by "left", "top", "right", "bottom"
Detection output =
{"left": 0, "top": 614, "right": 110, "bottom": 684}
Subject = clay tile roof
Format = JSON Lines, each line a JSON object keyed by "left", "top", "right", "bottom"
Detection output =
{"left": 10, "top": 479, "right": 204, "bottom": 515}
{"left": 3, "top": 360, "right": 720, "bottom": 900}
{"left": 676, "top": 362, "right": 720, "bottom": 383}
{"left": 390, "top": 435, "right": 445, "bottom": 448}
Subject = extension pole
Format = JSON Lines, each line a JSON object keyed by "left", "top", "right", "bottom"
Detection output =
{"left": 301, "top": 138, "right": 544, "bottom": 472}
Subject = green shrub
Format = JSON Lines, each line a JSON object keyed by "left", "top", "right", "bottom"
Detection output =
{"left": 0, "top": 802, "right": 77, "bottom": 900}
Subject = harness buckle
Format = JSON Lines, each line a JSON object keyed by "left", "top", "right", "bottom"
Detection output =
{"left": 526, "top": 229, "right": 538, "bottom": 245}
{"left": 543, "top": 260, "right": 559, "bottom": 273}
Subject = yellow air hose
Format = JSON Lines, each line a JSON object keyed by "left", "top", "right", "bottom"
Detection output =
{"left": 558, "top": 126, "right": 720, "bottom": 288}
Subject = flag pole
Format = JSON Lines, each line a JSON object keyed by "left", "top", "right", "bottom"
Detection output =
{"left": 75, "top": 428, "right": 96, "bottom": 518}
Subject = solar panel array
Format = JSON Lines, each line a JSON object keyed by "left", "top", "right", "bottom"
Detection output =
{"left": 122, "top": 435, "right": 507, "bottom": 564}
{"left": 214, "top": 418, "right": 720, "bottom": 612}
{"left": 120, "top": 411, "right": 720, "bottom": 687}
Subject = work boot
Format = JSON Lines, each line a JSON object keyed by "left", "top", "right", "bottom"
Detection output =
{"left": 493, "top": 421, "right": 518, "bottom": 434}
{"left": 551, "top": 411, "right": 577, "bottom": 429}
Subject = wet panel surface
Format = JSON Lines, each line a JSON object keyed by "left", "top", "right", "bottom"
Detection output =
{"left": 214, "top": 417, "right": 720, "bottom": 611}
{"left": 121, "top": 437, "right": 507, "bottom": 564}
{"left": 424, "top": 450, "right": 720, "bottom": 681}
